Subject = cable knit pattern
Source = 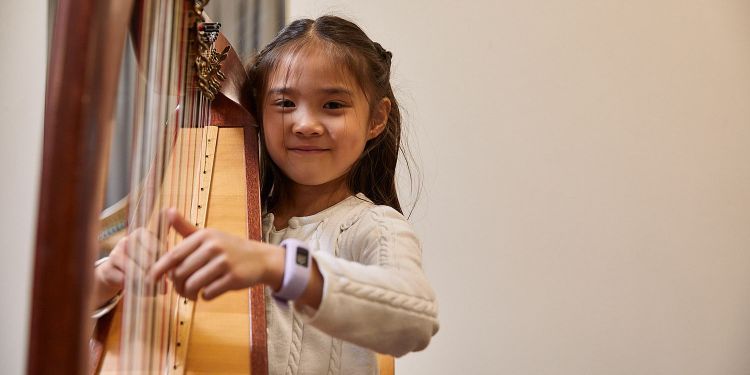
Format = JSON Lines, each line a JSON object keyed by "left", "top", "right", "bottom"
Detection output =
{"left": 338, "top": 279, "right": 438, "bottom": 318}
{"left": 263, "top": 194, "right": 439, "bottom": 374}
{"left": 285, "top": 315, "right": 304, "bottom": 375}
{"left": 372, "top": 208, "right": 393, "bottom": 268}
{"left": 326, "top": 339, "right": 342, "bottom": 375}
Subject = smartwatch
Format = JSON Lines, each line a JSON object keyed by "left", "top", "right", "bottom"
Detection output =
{"left": 273, "top": 239, "right": 312, "bottom": 302}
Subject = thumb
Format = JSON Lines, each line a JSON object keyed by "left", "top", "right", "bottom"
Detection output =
{"left": 166, "top": 208, "right": 197, "bottom": 237}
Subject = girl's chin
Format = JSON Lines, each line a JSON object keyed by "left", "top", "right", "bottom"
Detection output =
{"left": 287, "top": 174, "right": 349, "bottom": 189}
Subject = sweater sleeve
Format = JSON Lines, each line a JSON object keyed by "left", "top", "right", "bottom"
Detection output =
{"left": 293, "top": 205, "right": 439, "bottom": 357}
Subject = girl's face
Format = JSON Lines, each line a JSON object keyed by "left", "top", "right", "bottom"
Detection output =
{"left": 262, "top": 48, "right": 389, "bottom": 192}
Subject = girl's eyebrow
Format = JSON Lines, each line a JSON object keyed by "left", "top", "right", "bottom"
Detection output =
{"left": 268, "top": 87, "right": 296, "bottom": 95}
{"left": 319, "top": 87, "right": 353, "bottom": 96}
{"left": 267, "top": 86, "right": 353, "bottom": 96}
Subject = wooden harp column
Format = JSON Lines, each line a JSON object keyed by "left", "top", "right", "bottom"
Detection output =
{"left": 28, "top": 0, "right": 135, "bottom": 373}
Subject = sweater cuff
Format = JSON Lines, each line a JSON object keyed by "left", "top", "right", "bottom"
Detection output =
{"left": 292, "top": 251, "right": 336, "bottom": 322}
{"left": 91, "top": 291, "right": 122, "bottom": 319}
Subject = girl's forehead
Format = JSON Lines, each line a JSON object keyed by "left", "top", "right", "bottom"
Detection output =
{"left": 267, "top": 47, "right": 359, "bottom": 89}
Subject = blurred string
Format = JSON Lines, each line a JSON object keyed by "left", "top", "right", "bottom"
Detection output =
{"left": 104, "top": 0, "right": 285, "bottom": 208}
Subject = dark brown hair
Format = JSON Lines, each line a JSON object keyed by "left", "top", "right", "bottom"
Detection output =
{"left": 248, "top": 16, "right": 409, "bottom": 214}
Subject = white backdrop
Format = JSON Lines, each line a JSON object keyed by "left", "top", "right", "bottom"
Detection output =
{"left": 4, "top": 1, "right": 750, "bottom": 374}
{"left": 0, "top": 2, "right": 45, "bottom": 375}
{"left": 289, "top": 1, "right": 750, "bottom": 374}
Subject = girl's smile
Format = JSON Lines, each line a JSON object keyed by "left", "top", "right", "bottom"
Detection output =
{"left": 287, "top": 144, "right": 330, "bottom": 153}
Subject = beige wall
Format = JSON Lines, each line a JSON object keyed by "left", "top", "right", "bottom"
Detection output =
{"left": 1, "top": 2, "right": 46, "bottom": 374}
{"left": 290, "top": 1, "right": 750, "bottom": 374}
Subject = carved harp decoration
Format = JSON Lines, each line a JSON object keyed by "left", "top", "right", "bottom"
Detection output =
{"left": 28, "top": 0, "right": 265, "bottom": 374}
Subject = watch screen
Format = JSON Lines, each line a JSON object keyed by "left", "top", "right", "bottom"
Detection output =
{"left": 295, "top": 247, "right": 309, "bottom": 267}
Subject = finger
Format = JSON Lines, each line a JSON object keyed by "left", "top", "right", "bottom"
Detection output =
{"left": 122, "top": 253, "right": 149, "bottom": 282}
{"left": 105, "top": 269, "right": 125, "bottom": 288}
{"left": 171, "top": 269, "right": 184, "bottom": 296}
{"left": 147, "top": 230, "right": 206, "bottom": 282}
{"left": 110, "top": 246, "right": 148, "bottom": 283}
{"left": 106, "top": 252, "right": 150, "bottom": 296}
{"left": 112, "top": 235, "right": 129, "bottom": 252}
{"left": 127, "top": 231, "right": 159, "bottom": 272}
{"left": 170, "top": 242, "right": 219, "bottom": 294}
{"left": 108, "top": 240, "right": 128, "bottom": 271}
{"left": 131, "top": 228, "right": 159, "bottom": 256}
{"left": 202, "top": 273, "right": 235, "bottom": 301}
{"left": 167, "top": 208, "right": 198, "bottom": 238}
{"left": 96, "top": 261, "right": 125, "bottom": 290}
{"left": 183, "top": 256, "right": 228, "bottom": 301}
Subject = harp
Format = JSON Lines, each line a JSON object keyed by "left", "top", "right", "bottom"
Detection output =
{"left": 28, "top": 0, "right": 266, "bottom": 373}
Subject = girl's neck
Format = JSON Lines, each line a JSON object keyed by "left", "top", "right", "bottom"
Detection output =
{"left": 272, "top": 177, "right": 352, "bottom": 229}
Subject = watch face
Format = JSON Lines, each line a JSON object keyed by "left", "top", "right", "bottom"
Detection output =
{"left": 295, "top": 247, "right": 309, "bottom": 267}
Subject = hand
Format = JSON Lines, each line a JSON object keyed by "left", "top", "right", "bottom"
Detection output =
{"left": 93, "top": 227, "right": 159, "bottom": 307}
{"left": 148, "top": 208, "right": 285, "bottom": 301}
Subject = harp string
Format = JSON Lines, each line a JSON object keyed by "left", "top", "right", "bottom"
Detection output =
{"left": 120, "top": 0, "right": 209, "bottom": 372}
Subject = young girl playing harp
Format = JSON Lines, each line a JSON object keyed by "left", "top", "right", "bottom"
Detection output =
{"left": 95, "top": 15, "right": 439, "bottom": 373}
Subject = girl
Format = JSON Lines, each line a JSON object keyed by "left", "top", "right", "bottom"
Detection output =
{"left": 95, "top": 15, "right": 439, "bottom": 374}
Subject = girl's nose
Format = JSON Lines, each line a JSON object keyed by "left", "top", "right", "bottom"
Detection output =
{"left": 292, "top": 111, "right": 324, "bottom": 137}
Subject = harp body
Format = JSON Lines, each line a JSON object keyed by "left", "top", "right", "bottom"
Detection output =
{"left": 98, "top": 126, "right": 257, "bottom": 374}
{"left": 91, "top": 1, "right": 268, "bottom": 368}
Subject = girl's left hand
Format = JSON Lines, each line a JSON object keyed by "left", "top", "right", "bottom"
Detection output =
{"left": 148, "top": 208, "right": 284, "bottom": 301}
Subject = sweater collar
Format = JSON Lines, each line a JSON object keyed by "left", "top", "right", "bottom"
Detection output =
{"left": 263, "top": 193, "right": 371, "bottom": 230}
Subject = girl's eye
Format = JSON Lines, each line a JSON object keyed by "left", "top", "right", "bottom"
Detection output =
{"left": 323, "top": 101, "right": 346, "bottom": 110}
{"left": 274, "top": 99, "right": 295, "bottom": 108}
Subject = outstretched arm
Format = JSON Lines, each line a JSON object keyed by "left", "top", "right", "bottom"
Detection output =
{"left": 147, "top": 208, "right": 324, "bottom": 309}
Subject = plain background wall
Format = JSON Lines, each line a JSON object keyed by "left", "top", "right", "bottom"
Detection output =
{"left": 1, "top": 1, "right": 46, "bottom": 374}
{"left": 289, "top": 1, "right": 750, "bottom": 374}
{"left": 4, "top": 1, "right": 750, "bottom": 374}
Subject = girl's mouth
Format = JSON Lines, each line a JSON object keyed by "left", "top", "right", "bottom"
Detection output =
{"left": 288, "top": 147, "right": 329, "bottom": 154}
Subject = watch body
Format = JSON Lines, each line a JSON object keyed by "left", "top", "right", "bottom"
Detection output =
{"left": 273, "top": 238, "right": 312, "bottom": 302}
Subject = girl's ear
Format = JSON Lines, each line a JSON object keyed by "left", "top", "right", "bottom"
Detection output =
{"left": 368, "top": 97, "right": 391, "bottom": 140}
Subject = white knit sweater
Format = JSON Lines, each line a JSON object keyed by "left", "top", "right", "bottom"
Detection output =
{"left": 262, "top": 194, "right": 439, "bottom": 375}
